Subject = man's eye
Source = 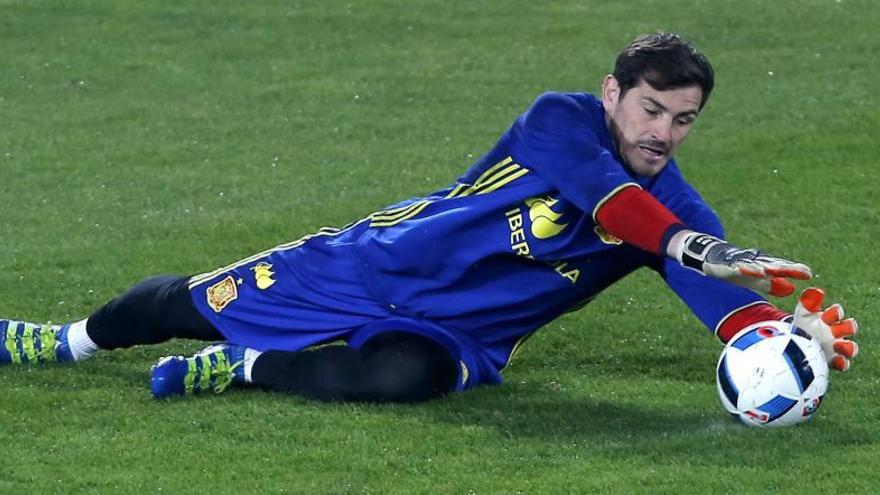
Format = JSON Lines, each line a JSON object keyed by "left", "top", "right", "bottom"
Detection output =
{"left": 677, "top": 117, "right": 695, "bottom": 126}
{"left": 645, "top": 108, "right": 659, "bottom": 116}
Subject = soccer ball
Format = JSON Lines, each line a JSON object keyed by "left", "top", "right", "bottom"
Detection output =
{"left": 716, "top": 319, "right": 829, "bottom": 427}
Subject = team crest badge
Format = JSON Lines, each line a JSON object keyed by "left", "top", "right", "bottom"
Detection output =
{"left": 206, "top": 275, "right": 238, "bottom": 313}
{"left": 252, "top": 262, "right": 276, "bottom": 290}
{"left": 594, "top": 226, "right": 623, "bottom": 245}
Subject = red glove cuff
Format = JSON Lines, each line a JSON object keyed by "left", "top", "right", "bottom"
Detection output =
{"left": 716, "top": 302, "right": 790, "bottom": 343}
{"left": 594, "top": 186, "right": 684, "bottom": 255}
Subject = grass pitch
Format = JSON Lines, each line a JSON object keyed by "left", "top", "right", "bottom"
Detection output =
{"left": 1, "top": 0, "right": 878, "bottom": 493}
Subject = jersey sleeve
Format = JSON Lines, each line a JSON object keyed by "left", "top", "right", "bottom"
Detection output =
{"left": 653, "top": 181, "right": 772, "bottom": 339}
{"left": 508, "top": 93, "right": 639, "bottom": 218}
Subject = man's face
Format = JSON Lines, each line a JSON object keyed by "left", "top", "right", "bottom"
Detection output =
{"left": 602, "top": 76, "right": 703, "bottom": 177}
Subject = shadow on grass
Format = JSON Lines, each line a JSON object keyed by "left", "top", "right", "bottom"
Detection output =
{"left": 3, "top": 353, "right": 875, "bottom": 460}
{"left": 377, "top": 382, "right": 879, "bottom": 468}
{"left": 406, "top": 382, "right": 712, "bottom": 440}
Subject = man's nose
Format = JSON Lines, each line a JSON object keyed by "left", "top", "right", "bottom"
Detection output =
{"left": 650, "top": 117, "right": 672, "bottom": 143}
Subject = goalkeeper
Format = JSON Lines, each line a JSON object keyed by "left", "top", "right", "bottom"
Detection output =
{"left": 0, "top": 33, "right": 858, "bottom": 402}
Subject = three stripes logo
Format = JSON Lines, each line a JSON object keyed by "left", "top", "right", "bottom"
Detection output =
{"left": 369, "top": 157, "right": 529, "bottom": 228}
{"left": 190, "top": 157, "right": 530, "bottom": 291}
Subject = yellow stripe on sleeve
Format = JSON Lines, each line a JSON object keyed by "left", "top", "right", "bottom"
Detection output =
{"left": 475, "top": 168, "right": 529, "bottom": 195}
{"left": 369, "top": 157, "right": 529, "bottom": 228}
{"left": 369, "top": 201, "right": 432, "bottom": 227}
{"left": 443, "top": 183, "right": 469, "bottom": 199}
{"left": 369, "top": 201, "right": 430, "bottom": 224}
{"left": 473, "top": 157, "right": 513, "bottom": 187}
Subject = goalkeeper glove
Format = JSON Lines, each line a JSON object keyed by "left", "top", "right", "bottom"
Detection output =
{"left": 670, "top": 231, "right": 812, "bottom": 297}
{"left": 792, "top": 287, "right": 859, "bottom": 372}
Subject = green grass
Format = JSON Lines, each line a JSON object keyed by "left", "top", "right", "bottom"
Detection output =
{"left": 1, "top": 0, "right": 878, "bottom": 492}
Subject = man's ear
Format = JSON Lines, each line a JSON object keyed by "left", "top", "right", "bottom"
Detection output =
{"left": 602, "top": 75, "right": 620, "bottom": 113}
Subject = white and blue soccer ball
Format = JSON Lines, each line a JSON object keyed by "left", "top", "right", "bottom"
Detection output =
{"left": 716, "top": 319, "right": 829, "bottom": 427}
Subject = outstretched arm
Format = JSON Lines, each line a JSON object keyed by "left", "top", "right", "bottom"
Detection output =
{"left": 595, "top": 185, "right": 811, "bottom": 297}
{"left": 510, "top": 92, "right": 811, "bottom": 296}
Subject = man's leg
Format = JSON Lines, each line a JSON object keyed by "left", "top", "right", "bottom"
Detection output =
{"left": 86, "top": 275, "right": 222, "bottom": 349}
{"left": 151, "top": 331, "right": 460, "bottom": 402}
{"left": 1, "top": 275, "right": 221, "bottom": 365}
{"left": 251, "top": 331, "right": 460, "bottom": 402}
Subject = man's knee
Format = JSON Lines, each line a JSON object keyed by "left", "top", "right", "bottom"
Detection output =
{"left": 356, "top": 331, "right": 459, "bottom": 403}
{"left": 252, "top": 331, "right": 459, "bottom": 403}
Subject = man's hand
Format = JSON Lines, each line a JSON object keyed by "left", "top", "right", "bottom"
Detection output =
{"left": 793, "top": 287, "right": 859, "bottom": 372}
{"left": 669, "top": 231, "right": 812, "bottom": 297}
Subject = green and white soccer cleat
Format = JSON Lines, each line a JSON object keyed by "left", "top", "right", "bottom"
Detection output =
{"left": 0, "top": 319, "right": 75, "bottom": 365}
{"left": 150, "top": 344, "right": 246, "bottom": 398}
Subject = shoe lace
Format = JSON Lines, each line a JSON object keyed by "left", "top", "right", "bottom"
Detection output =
{"left": 38, "top": 326, "right": 61, "bottom": 362}
{"left": 6, "top": 322, "right": 58, "bottom": 363}
{"left": 211, "top": 358, "right": 243, "bottom": 394}
{"left": 193, "top": 349, "right": 243, "bottom": 394}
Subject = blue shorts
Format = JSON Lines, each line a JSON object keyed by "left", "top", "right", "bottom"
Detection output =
{"left": 187, "top": 228, "right": 500, "bottom": 392}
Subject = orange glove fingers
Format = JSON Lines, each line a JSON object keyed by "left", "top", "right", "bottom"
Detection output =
{"left": 738, "top": 266, "right": 765, "bottom": 278}
{"left": 830, "top": 318, "right": 858, "bottom": 339}
{"left": 833, "top": 340, "right": 859, "bottom": 359}
{"left": 821, "top": 304, "right": 844, "bottom": 324}
{"left": 799, "top": 287, "right": 825, "bottom": 312}
{"left": 830, "top": 355, "right": 850, "bottom": 372}
{"left": 764, "top": 266, "right": 812, "bottom": 280}
{"left": 768, "top": 278, "right": 795, "bottom": 297}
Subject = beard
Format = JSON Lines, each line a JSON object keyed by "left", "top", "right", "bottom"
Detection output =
{"left": 607, "top": 116, "right": 635, "bottom": 174}
{"left": 607, "top": 115, "right": 671, "bottom": 177}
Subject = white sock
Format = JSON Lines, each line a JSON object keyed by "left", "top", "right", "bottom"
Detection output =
{"left": 66, "top": 318, "right": 100, "bottom": 361}
{"left": 242, "top": 348, "right": 262, "bottom": 383}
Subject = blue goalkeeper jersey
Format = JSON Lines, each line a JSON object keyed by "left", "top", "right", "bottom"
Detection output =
{"left": 191, "top": 91, "right": 766, "bottom": 382}
{"left": 352, "top": 92, "right": 764, "bottom": 365}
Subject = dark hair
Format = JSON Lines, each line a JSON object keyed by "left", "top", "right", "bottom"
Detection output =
{"left": 613, "top": 33, "right": 715, "bottom": 108}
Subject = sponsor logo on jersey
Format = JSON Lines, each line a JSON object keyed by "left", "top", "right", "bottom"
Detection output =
{"left": 549, "top": 261, "right": 580, "bottom": 284}
{"left": 252, "top": 262, "right": 276, "bottom": 290}
{"left": 525, "top": 196, "right": 568, "bottom": 239}
{"left": 505, "top": 207, "right": 533, "bottom": 257}
{"left": 505, "top": 205, "right": 580, "bottom": 284}
{"left": 206, "top": 275, "right": 238, "bottom": 313}
{"left": 594, "top": 226, "right": 623, "bottom": 245}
